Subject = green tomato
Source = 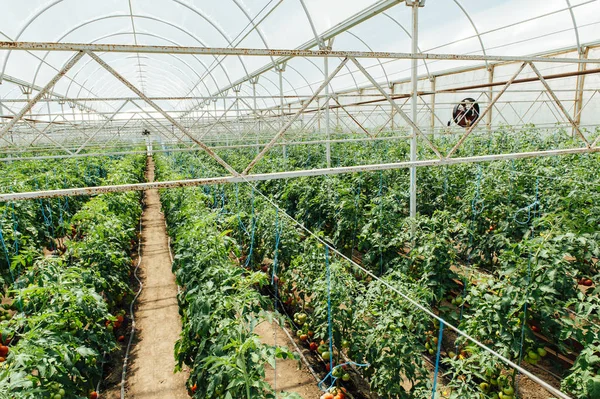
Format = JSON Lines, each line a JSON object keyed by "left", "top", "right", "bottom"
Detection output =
{"left": 503, "top": 386, "right": 514, "bottom": 395}
{"left": 332, "top": 367, "right": 343, "bottom": 378}
{"left": 341, "top": 340, "right": 350, "bottom": 349}
{"left": 296, "top": 313, "right": 307, "bottom": 324}
{"left": 497, "top": 375, "right": 507, "bottom": 386}
{"left": 322, "top": 351, "right": 331, "bottom": 361}
{"left": 342, "top": 373, "right": 350, "bottom": 382}
{"left": 480, "top": 383, "right": 490, "bottom": 392}
{"left": 58, "top": 389, "right": 65, "bottom": 396}
{"left": 537, "top": 348, "right": 547, "bottom": 357}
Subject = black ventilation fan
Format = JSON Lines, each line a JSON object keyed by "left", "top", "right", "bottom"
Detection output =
{"left": 142, "top": 128, "right": 150, "bottom": 136}
{"left": 448, "top": 98, "right": 480, "bottom": 128}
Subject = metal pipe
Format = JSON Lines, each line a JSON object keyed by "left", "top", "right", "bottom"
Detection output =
{"left": 2, "top": 146, "right": 599, "bottom": 202}
{"left": 527, "top": 61, "right": 590, "bottom": 147}
{"left": 573, "top": 47, "right": 590, "bottom": 136}
{"left": 1, "top": 41, "right": 598, "bottom": 64}
{"left": 409, "top": 2, "right": 419, "bottom": 221}
{"left": 349, "top": 57, "right": 442, "bottom": 159}
{"left": 86, "top": 50, "right": 239, "bottom": 176}
{"left": 446, "top": 62, "right": 527, "bottom": 159}
{"left": 325, "top": 55, "right": 331, "bottom": 167}
{"left": 242, "top": 58, "right": 349, "bottom": 174}
{"left": 0, "top": 51, "right": 85, "bottom": 140}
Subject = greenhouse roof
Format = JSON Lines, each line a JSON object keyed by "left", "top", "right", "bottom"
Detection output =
{"left": 1, "top": 0, "right": 598, "bottom": 114}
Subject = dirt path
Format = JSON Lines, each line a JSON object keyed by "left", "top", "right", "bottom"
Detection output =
{"left": 255, "top": 320, "right": 322, "bottom": 399}
{"left": 121, "top": 156, "right": 188, "bottom": 399}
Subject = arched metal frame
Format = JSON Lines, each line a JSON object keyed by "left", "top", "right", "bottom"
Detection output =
{"left": 0, "top": 0, "right": 597, "bottom": 184}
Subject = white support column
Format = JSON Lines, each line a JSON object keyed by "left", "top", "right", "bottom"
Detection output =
{"left": 390, "top": 83, "right": 396, "bottom": 132}
{"left": 487, "top": 66, "right": 495, "bottom": 132}
{"left": 250, "top": 76, "right": 260, "bottom": 154}
{"left": 407, "top": 0, "right": 425, "bottom": 222}
{"left": 430, "top": 77, "right": 436, "bottom": 134}
{"left": 278, "top": 63, "right": 287, "bottom": 160}
{"left": 324, "top": 38, "right": 334, "bottom": 168}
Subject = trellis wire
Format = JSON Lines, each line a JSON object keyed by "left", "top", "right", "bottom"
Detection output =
{"left": 431, "top": 321, "right": 445, "bottom": 399}
{"left": 515, "top": 177, "right": 540, "bottom": 396}
{"left": 239, "top": 177, "right": 572, "bottom": 399}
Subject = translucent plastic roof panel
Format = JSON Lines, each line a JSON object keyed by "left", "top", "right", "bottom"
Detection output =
{"left": 0, "top": 0, "right": 598, "bottom": 111}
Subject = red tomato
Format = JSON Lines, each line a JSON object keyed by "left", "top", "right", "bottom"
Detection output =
{"left": 90, "top": 392, "right": 99, "bottom": 399}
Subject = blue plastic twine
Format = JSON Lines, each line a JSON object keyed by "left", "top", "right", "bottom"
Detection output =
{"left": 326, "top": 245, "right": 333, "bottom": 375}
{"left": 431, "top": 320, "right": 445, "bottom": 399}
{"left": 318, "top": 361, "right": 370, "bottom": 392}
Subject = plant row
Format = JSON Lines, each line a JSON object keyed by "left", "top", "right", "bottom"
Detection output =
{"left": 155, "top": 157, "right": 303, "bottom": 399}
{"left": 157, "top": 127, "right": 600, "bottom": 398}
{"left": 0, "top": 154, "right": 145, "bottom": 399}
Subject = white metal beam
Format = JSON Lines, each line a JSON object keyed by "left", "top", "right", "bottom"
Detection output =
{"left": 0, "top": 41, "right": 597, "bottom": 64}
{"left": 1, "top": 146, "right": 599, "bottom": 202}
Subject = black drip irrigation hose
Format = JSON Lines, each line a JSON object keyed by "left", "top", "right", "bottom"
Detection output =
{"left": 120, "top": 195, "right": 145, "bottom": 399}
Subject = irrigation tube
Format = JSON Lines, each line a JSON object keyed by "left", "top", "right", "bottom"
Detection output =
{"left": 120, "top": 192, "right": 145, "bottom": 398}
{"left": 241, "top": 178, "right": 573, "bottom": 399}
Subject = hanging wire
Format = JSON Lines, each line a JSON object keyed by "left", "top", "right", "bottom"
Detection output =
{"left": 457, "top": 165, "right": 485, "bottom": 351}
{"left": 351, "top": 176, "right": 362, "bottom": 265}
{"left": 271, "top": 207, "right": 282, "bottom": 397}
{"left": 515, "top": 177, "right": 540, "bottom": 396}
{"left": 232, "top": 177, "right": 570, "bottom": 399}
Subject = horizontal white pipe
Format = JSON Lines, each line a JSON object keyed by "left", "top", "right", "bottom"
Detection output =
{"left": 1, "top": 146, "right": 598, "bottom": 201}
{"left": 0, "top": 42, "right": 597, "bottom": 64}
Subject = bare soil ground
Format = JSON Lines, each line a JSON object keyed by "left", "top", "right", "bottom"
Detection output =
{"left": 103, "top": 156, "right": 188, "bottom": 399}
{"left": 255, "top": 320, "right": 323, "bottom": 399}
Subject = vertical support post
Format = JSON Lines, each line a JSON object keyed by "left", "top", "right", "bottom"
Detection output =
{"left": 278, "top": 64, "right": 287, "bottom": 160}
{"left": 251, "top": 77, "right": 260, "bottom": 154}
{"left": 223, "top": 95, "right": 228, "bottom": 146}
{"left": 325, "top": 53, "right": 331, "bottom": 167}
{"left": 430, "top": 77, "right": 436, "bottom": 134}
{"left": 408, "top": 0, "right": 423, "bottom": 224}
{"left": 234, "top": 85, "right": 241, "bottom": 141}
{"left": 317, "top": 98, "right": 321, "bottom": 131}
{"left": 390, "top": 83, "right": 395, "bottom": 131}
{"left": 487, "top": 66, "right": 495, "bottom": 132}
{"left": 573, "top": 47, "right": 589, "bottom": 137}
